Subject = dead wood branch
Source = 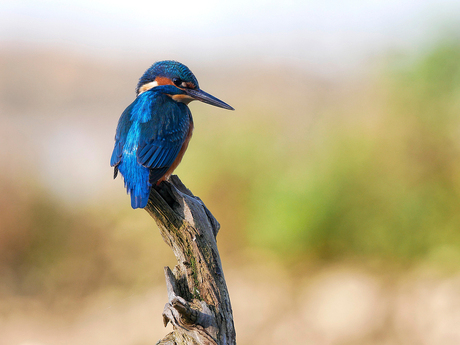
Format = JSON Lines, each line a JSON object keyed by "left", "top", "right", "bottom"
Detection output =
{"left": 145, "top": 175, "right": 236, "bottom": 345}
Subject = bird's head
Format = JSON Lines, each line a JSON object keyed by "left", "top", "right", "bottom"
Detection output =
{"left": 136, "top": 60, "right": 234, "bottom": 110}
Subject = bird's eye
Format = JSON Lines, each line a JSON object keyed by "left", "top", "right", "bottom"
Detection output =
{"left": 173, "top": 78, "right": 183, "bottom": 87}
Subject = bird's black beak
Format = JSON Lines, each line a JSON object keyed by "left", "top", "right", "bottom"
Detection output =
{"left": 185, "top": 88, "right": 234, "bottom": 110}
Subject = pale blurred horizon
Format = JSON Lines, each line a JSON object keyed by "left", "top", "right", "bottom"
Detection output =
{"left": 2, "top": 0, "right": 460, "bottom": 74}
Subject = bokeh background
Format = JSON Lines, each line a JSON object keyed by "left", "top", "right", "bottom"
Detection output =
{"left": 2, "top": 1, "right": 460, "bottom": 344}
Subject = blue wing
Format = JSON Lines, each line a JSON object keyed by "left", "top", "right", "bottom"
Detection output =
{"left": 136, "top": 94, "right": 191, "bottom": 183}
{"left": 110, "top": 102, "right": 134, "bottom": 177}
{"left": 110, "top": 90, "right": 191, "bottom": 209}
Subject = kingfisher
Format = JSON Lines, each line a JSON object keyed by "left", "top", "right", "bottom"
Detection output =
{"left": 110, "top": 60, "right": 234, "bottom": 209}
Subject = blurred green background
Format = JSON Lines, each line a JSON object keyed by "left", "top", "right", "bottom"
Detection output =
{"left": 1, "top": 1, "right": 460, "bottom": 344}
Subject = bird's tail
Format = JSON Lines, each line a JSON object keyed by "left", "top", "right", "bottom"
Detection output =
{"left": 130, "top": 192, "right": 149, "bottom": 209}
{"left": 118, "top": 162, "right": 151, "bottom": 209}
{"left": 127, "top": 177, "right": 151, "bottom": 209}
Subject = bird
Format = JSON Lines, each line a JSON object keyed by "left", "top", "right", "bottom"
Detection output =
{"left": 110, "top": 60, "right": 234, "bottom": 209}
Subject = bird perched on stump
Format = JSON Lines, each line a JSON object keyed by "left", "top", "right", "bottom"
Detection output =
{"left": 110, "top": 60, "right": 234, "bottom": 209}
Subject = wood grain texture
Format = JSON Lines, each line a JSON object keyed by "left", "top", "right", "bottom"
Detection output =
{"left": 145, "top": 175, "right": 236, "bottom": 345}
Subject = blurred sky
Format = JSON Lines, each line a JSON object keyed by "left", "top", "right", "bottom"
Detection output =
{"left": 1, "top": 0, "right": 460, "bottom": 73}
{"left": 1, "top": 0, "right": 460, "bottom": 205}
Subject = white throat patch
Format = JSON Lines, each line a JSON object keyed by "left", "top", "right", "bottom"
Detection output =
{"left": 138, "top": 81, "right": 159, "bottom": 95}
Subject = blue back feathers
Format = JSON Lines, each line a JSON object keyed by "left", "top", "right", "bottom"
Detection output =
{"left": 111, "top": 61, "right": 195, "bottom": 209}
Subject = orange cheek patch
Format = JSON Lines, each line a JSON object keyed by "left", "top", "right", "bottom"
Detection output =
{"left": 155, "top": 76, "right": 174, "bottom": 85}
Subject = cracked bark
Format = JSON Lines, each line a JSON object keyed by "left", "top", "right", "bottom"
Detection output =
{"left": 145, "top": 175, "right": 236, "bottom": 345}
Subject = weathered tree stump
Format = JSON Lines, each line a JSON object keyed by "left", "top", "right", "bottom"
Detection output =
{"left": 145, "top": 175, "right": 236, "bottom": 345}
